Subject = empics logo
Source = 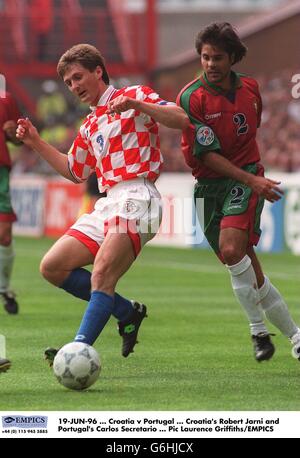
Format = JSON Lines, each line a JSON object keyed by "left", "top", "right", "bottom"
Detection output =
{"left": 2, "top": 415, "right": 48, "bottom": 429}
{"left": 3, "top": 417, "right": 15, "bottom": 424}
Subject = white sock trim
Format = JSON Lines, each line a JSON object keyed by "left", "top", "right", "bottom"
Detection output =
{"left": 250, "top": 322, "right": 269, "bottom": 336}
{"left": 260, "top": 281, "right": 298, "bottom": 338}
{"left": 227, "top": 255, "right": 266, "bottom": 332}
{"left": 226, "top": 255, "right": 251, "bottom": 276}
{"left": 259, "top": 276, "right": 271, "bottom": 302}
{"left": 290, "top": 329, "right": 300, "bottom": 344}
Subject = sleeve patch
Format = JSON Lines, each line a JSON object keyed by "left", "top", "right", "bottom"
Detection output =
{"left": 196, "top": 126, "right": 215, "bottom": 146}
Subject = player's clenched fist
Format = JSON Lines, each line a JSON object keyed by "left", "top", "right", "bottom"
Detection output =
{"left": 16, "top": 118, "right": 39, "bottom": 148}
{"left": 106, "top": 95, "right": 137, "bottom": 115}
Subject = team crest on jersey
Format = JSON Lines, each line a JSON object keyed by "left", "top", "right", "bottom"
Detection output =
{"left": 123, "top": 200, "right": 138, "bottom": 214}
{"left": 96, "top": 134, "right": 104, "bottom": 153}
{"left": 196, "top": 126, "right": 215, "bottom": 146}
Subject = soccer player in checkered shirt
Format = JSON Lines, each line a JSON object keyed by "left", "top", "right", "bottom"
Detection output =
{"left": 17, "top": 44, "right": 189, "bottom": 364}
{"left": 177, "top": 22, "right": 300, "bottom": 363}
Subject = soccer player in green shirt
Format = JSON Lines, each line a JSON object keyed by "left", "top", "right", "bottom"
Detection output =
{"left": 0, "top": 91, "right": 22, "bottom": 316}
{"left": 177, "top": 22, "right": 300, "bottom": 363}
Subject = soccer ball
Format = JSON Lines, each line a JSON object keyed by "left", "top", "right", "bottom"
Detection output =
{"left": 53, "top": 342, "right": 101, "bottom": 390}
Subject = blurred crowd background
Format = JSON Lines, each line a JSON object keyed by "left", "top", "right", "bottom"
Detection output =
{"left": 1, "top": 0, "right": 299, "bottom": 175}
{"left": 9, "top": 67, "right": 300, "bottom": 176}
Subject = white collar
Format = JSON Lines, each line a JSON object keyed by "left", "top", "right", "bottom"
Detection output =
{"left": 90, "top": 85, "right": 116, "bottom": 111}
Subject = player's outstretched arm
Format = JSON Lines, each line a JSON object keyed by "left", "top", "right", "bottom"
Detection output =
{"left": 202, "top": 151, "right": 283, "bottom": 203}
{"left": 16, "top": 118, "right": 76, "bottom": 182}
{"left": 106, "top": 95, "right": 190, "bottom": 130}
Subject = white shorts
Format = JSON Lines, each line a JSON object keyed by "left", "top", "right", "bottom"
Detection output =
{"left": 66, "top": 178, "right": 162, "bottom": 257}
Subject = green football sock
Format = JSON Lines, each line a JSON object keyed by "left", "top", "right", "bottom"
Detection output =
{"left": 0, "top": 243, "right": 15, "bottom": 293}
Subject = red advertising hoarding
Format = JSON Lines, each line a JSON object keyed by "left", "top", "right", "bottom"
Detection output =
{"left": 44, "top": 180, "right": 84, "bottom": 237}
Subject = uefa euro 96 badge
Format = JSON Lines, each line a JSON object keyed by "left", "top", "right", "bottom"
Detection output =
{"left": 196, "top": 125, "right": 215, "bottom": 146}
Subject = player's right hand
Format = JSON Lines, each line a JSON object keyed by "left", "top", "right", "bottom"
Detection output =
{"left": 16, "top": 118, "right": 39, "bottom": 147}
{"left": 250, "top": 175, "right": 284, "bottom": 203}
{"left": 106, "top": 95, "right": 137, "bottom": 114}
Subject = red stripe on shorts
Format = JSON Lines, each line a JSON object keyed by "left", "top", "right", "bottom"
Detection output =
{"left": 66, "top": 228, "right": 100, "bottom": 257}
{"left": 104, "top": 216, "right": 141, "bottom": 258}
{"left": 0, "top": 212, "right": 17, "bottom": 222}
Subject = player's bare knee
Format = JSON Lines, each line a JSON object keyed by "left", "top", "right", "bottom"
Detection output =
{"left": 39, "top": 258, "right": 52, "bottom": 281}
{"left": 220, "top": 245, "right": 244, "bottom": 265}
{"left": 0, "top": 228, "right": 12, "bottom": 246}
{"left": 40, "top": 256, "right": 61, "bottom": 286}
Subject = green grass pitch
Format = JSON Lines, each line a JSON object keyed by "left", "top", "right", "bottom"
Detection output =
{"left": 1, "top": 237, "right": 300, "bottom": 411}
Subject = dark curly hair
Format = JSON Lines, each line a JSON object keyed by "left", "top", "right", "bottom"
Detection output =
{"left": 195, "top": 22, "right": 247, "bottom": 65}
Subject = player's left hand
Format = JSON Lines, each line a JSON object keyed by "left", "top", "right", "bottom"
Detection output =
{"left": 106, "top": 95, "right": 137, "bottom": 115}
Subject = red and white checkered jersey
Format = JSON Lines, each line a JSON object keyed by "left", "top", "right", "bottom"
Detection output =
{"left": 68, "top": 85, "right": 172, "bottom": 192}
